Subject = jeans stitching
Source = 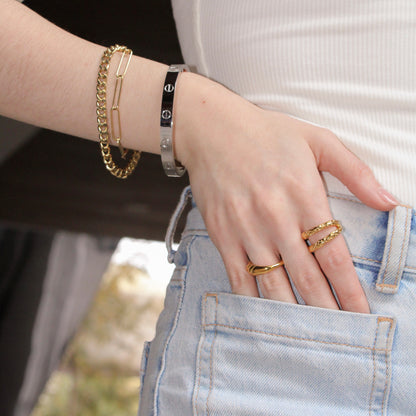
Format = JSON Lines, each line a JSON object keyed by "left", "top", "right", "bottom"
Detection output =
{"left": 381, "top": 319, "right": 394, "bottom": 415}
{"left": 393, "top": 208, "right": 409, "bottom": 287}
{"left": 379, "top": 209, "right": 396, "bottom": 288}
{"left": 194, "top": 318, "right": 204, "bottom": 416}
{"left": 194, "top": 293, "right": 216, "bottom": 416}
{"left": 369, "top": 318, "right": 381, "bottom": 415}
{"left": 354, "top": 255, "right": 416, "bottom": 273}
{"left": 206, "top": 295, "right": 218, "bottom": 416}
{"left": 353, "top": 255, "right": 381, "bottom": 264}
{"left": 194, "top": 309, "right": 204, "bottom": 415}
{"left": 377, "top": 283, "right": 399, "bottom": 288}
{"left": 203, "top": 323, "right": 392, "bottom": 352}
{"left": 153, "top": 235, "right": 196, "bottom": 415}
{"left": 328, "top": 194, "right": 361, "bottom": 204}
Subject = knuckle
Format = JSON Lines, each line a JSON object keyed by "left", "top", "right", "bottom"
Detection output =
{"left": 355, "top": 162, "right": 374, "bottom": 182}
{"left": 204, "top": 211, "right": 222, "bottom": 236}
{"left": 318, "top": 245, "right": 351, "bottom": 272}
{"left": 253, "top": 195, "right": 281, "bottom": 223}
{"left": 313, "top": 128, "right": 340, "bottom": 167}
{"left": 296, "top": 271, "right": 321, "bottom": 297}
{"left": 228, "top": 269, "right": 249, "bottom": 294}
{"left": 260, "top": 272, "right": 286, "bottom": 294}
{"left": 342, "top": 288, "right": 364, "bottom": 307}
{"left": 226, "top": 195, "right": 250, "bottom": 224}
{"left": 276, "top": 170, "right": 312, "bottom": 200}
{"left": 319, "top": 128, "right": 339, "bottom": 143}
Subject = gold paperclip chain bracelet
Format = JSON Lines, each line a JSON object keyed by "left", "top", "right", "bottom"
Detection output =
{"left": 96, "top": 45, "right": 141, "bottom": 179}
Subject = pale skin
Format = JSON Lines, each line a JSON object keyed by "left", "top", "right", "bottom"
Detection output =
{"left": 1, "top": 0, "right": 399, "bottom": 313}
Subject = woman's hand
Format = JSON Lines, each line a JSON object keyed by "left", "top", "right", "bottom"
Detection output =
{"left": 174, "top": 72, "right": 398, "bottom": 313}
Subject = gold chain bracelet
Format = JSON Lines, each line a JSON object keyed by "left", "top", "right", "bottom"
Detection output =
{"left": 96, "top": 45, "right": 141, "bottom": 179}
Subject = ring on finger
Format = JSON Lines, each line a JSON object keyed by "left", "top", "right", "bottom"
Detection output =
{"left": 246, "top": 260, "right": 285, "bottom": 276}
{"left": 301, "top": 219, "right": 343, "bottom": 253}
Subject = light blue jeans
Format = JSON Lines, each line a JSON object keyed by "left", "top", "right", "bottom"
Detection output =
{"left": 138, "top": 187, "right": 416, "bottom": 415}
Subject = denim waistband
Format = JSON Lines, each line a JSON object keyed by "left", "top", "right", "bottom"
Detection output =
{"left": 165, "top": 187, "right": 416, "bottom": 293}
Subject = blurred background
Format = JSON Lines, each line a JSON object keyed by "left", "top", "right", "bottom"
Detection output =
{"left": 0, "top": 0, "right": 189, "bottom": 414}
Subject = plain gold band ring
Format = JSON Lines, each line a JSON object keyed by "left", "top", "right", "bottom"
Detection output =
{"left": 301, "top": 219, "right": 343, "bottom": 253}
{"left": 246, "top": 260, "right": 285, "bottom": 276}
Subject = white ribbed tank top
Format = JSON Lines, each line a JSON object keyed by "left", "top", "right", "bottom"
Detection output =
{"left": 171, "top": 0, "right": 416, "bottom": 206}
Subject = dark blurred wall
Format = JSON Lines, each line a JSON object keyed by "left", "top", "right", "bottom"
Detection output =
{"left": 24, "top": 0, "right": 183, "bottom": 63}
{"left": 0, "top": 0, "right": 188, "bottom": 240}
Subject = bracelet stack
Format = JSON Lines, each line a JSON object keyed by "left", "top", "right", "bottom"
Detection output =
{"left": 96, "top": 45, "right": 141, "bottom": 179}
{"left": 96, "top": 46, "right": 190, "bottom": 179}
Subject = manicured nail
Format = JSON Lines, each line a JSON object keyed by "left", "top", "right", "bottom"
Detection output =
{"left": 378, "top": 188, "right": 399, "bottom": 206}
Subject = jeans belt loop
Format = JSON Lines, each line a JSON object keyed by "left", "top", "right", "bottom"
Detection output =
{"left": 165, "top": 186, "right": 192, "bottom": 263}
{"left": 376, "top": 205, "right": 412, "bottom": 294}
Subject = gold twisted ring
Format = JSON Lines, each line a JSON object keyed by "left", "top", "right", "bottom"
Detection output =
{"left": 301, "top": 219, "right": 343, "bottom": 253}
{"left": 246, "top": 260, "right": 285, "bottom": 276}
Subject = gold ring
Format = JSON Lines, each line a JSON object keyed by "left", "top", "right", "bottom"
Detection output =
{"left": 246, "top": 260, "right": 285, "bottom": 276}
{"left": 301, "top": 219, "right": 343, "bottom": 253}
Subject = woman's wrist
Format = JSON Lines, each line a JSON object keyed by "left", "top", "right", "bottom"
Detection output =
{"left": 173, "top": 70, "right": 259, "bottom": 169}
{"left": 172, "top": 71, "right": 214, "bottom": 166}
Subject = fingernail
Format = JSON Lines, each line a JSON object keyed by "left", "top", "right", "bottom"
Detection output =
{"left": 378, "top": 188, "right": 399, "bottom": 206}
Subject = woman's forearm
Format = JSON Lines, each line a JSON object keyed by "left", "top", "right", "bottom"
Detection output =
{"left": 0, "top": 0, "right": 176, "bottom": 154}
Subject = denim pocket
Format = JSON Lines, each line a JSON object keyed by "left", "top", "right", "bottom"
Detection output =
{"left": 193, "top": 292, "right": 396, "bottom": 416}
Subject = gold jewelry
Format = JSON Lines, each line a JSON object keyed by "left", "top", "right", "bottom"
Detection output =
{"left": 246, "top": 260, "right": 285, "bottom": 276}
{"left": 111, "top": 46, "right": 132, "bottom": 159}
{"left": 96, "top": 45, "right": 141, "bottom": 179}
{"left": 301, "top": 219, "right": 343, "bottom": 253}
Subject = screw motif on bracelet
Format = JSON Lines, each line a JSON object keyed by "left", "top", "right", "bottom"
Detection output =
{"left": 160, "top": 64, "right": 190, "bottom": 177}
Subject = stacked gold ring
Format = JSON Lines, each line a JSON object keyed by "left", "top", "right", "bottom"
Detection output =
{"left": 301, "top": 219, "right": 343, "bottom": 253}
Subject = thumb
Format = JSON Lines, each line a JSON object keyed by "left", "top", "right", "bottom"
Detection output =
{"left": 311, "top": 130, "right": 399, "bottom": 211}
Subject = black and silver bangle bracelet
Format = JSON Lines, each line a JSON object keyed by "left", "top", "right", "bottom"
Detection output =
{"left": 160, "top": 64, "right": 190, "bottom": 177}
